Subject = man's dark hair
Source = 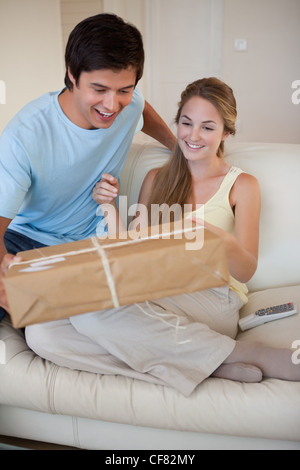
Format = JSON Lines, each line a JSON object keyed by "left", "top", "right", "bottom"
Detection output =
{"left": 64, "top": 13, "right": 145, "bottom": 90}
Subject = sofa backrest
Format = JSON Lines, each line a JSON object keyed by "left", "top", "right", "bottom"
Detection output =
{"left": 120, "top": 140, "right": 300, "bottom": 293}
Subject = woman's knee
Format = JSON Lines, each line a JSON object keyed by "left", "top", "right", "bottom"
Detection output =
{"left": 25, "top": 320, "right": 67, "bottom": 358}
{"left": 25, "top": 323, "right": 50, "bottom": 356}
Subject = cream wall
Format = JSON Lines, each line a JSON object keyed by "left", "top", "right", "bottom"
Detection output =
{"left": 0, "top": 0, "right": 64, "bottom": 133}
{"left": 61, "top": 0, "right": 103, "bottom": 48}
{"left": 1, "top": 0, "right": 299, "bottom": 143}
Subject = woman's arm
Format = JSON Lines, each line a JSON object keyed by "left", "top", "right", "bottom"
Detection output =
{"left": 128, "top": 168, "right": 159, "bottom": 232}
{"left": 193, "top": 173, "right": 261, "bottom": 283}
{"left": 229, "top": 173, "right": 261, "bottom": 281}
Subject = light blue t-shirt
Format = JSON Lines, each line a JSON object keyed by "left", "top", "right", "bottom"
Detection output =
{"left": 0, "top": 88, "right": 144, "bottom": 245}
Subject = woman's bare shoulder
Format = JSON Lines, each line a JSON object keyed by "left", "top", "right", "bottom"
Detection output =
{"left": 138, "top": 167, "right": 160, "bottom": 204}
{"left": 235, "top": 171, "right": 260, "bottom": 192}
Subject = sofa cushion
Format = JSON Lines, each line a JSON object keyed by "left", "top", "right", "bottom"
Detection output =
{"left": 1, "top": 281, "right": 300, "bottom": 442}
{"left": 224, "top": 142, "right": 300, "bottom": 292}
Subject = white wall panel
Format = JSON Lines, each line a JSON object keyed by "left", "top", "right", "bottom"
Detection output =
{"left": 145, "top": 0, "right": 223, "bottom": 131}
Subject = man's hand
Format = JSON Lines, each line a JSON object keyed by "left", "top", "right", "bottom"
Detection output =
{"left": 92, "top": 173, "right": 119, "bottom": 205}
{"left": 93, "top": 173, "right": 127, "bottom": 235}
{"left": 0, "top": 254, "right": 21, "bottom": 312}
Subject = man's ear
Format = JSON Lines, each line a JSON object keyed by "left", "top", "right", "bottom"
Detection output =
{"left": 67, "top": 67, "right": 76, "bottom": 88}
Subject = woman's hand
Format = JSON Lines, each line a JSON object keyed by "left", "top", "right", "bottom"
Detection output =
{"left": 192, "top": 213, "right": 258, "bottom": 283}
{"left": 92, "top": 173, "right": 119, "bottom": 205}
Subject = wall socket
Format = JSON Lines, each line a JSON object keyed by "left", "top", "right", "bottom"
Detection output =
{"left": 234, "top": 38, "right": 247, "bottom": 52}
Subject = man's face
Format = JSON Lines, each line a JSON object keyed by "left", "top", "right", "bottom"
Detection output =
{"left": 67, "top": 67, "right": 137, "bottom": 129}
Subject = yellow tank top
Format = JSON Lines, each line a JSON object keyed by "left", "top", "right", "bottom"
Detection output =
{"left": 190, "top": 166, "right": 248, "bottom": 304}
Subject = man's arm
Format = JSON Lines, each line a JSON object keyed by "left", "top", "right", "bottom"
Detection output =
{"left": 142, "top": 101, "right": 176, "bottom": 151}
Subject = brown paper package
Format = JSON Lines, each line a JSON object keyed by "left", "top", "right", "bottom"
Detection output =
{"left": 4, "top": 224, "right": 229, "bottom": 328}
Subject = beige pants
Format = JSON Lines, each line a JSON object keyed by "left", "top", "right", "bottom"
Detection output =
{"left": 25, "top": 286, "right": 243, "bottom": 397}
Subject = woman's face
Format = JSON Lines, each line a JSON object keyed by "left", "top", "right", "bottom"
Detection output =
{"left": 177, "top": 96, "right": 229, "bottom": 162}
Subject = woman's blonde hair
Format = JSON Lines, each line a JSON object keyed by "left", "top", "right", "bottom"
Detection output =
{"left": 147, "top": 77, "right": 237, "bottom": 223}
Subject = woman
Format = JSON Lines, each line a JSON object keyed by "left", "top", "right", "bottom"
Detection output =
{"left": 25, "top": 78, "right": 300, "bottom": 396}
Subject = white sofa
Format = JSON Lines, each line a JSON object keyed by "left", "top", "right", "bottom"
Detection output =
{"left": 0, "top": 139, "right": 300, "bottom": 450}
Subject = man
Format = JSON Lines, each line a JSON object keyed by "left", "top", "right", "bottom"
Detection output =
{"left": 0, "top": 13, "right": 176, "bottom": 319}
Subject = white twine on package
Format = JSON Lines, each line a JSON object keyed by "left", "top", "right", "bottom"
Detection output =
{"left": 90, "top": 237, "right": 120, "bottom": 308}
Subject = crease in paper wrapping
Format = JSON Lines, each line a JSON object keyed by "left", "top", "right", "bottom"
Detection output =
{"left": 4, "top": 224, "right": 229, "bottom": 328}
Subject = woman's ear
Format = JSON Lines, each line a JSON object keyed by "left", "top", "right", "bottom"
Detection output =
{"left": 222, "top": 131, "right": 230, "bottom": 142}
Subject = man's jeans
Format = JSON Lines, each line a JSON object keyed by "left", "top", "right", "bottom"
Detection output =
{"left": 0, "top": 229, "right": 47, "bottom": 321}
